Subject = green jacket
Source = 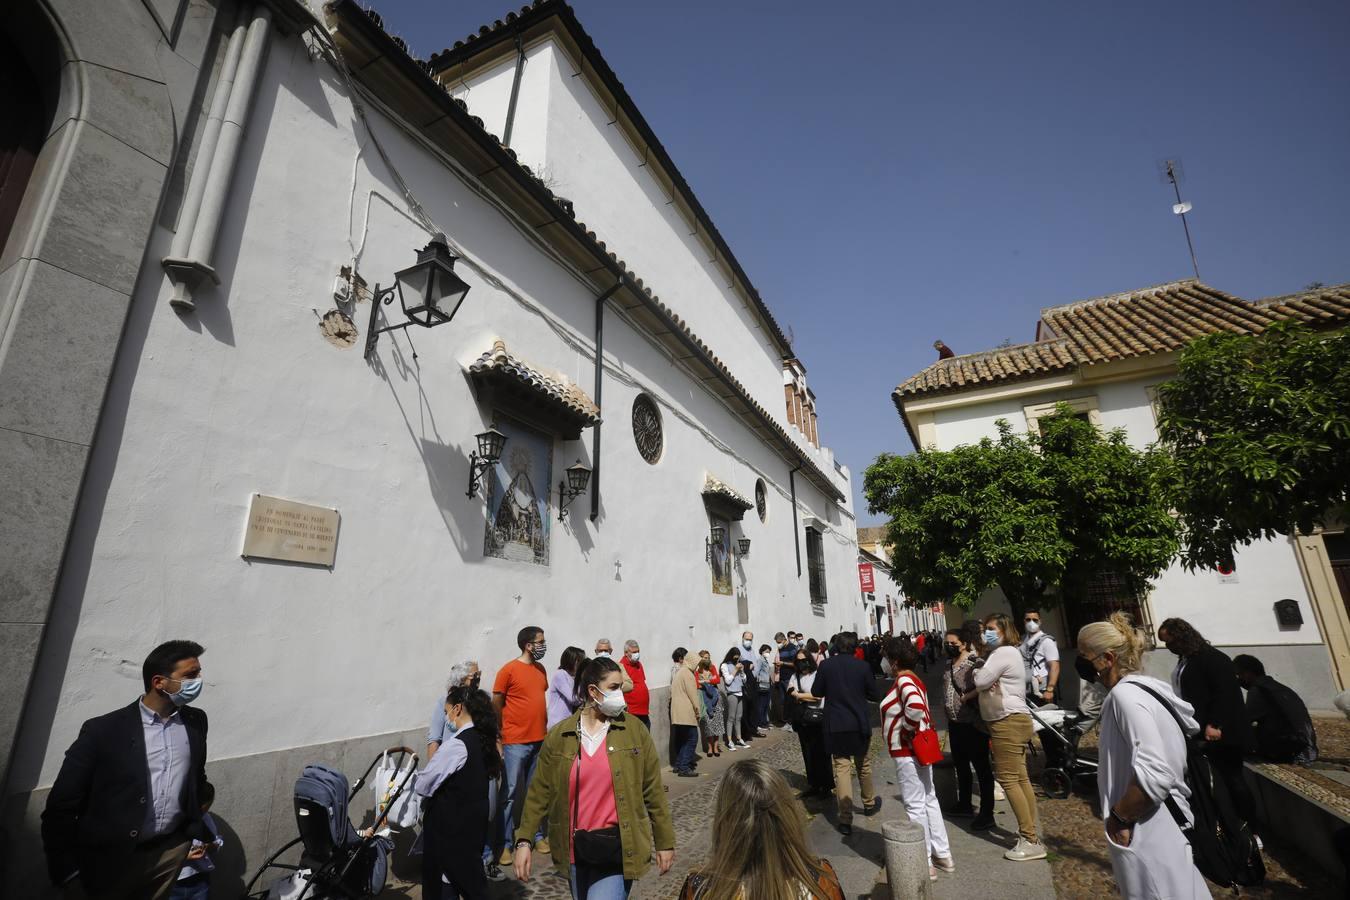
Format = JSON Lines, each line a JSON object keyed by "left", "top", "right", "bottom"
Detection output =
{"left": 514, "top": 710, "right": 674, "bottom": 879}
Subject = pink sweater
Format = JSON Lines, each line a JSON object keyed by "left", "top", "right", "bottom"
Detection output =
{"left": 568, "top": 743, "right": 618, "bottom": 862}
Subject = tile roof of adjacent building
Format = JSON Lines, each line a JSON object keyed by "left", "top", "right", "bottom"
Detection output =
{"left": 423, "top": 0, "right": 795, "bottom": 358}
{"left": 469, "top": 339, "right": 601, "bottom": 426}
{"left": 894, "top": 280, "right": 1350, "bottom": 403}
{"left": 324, "top": 0, "right": 847, "bottom": 502}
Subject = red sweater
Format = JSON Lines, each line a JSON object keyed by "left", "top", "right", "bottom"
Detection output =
{"left": 620, "top": 656, "right": 649, "bottom": 716}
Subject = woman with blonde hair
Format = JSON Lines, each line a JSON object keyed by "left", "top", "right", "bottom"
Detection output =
{"left": 1078, "top": 613, "right": 1209, "bottom": 899}
{"left": 972, "top": 612, "right": 1044, "bottom": 861}
{"left": 678, "top": 758, "right": 843, "bottom": 900}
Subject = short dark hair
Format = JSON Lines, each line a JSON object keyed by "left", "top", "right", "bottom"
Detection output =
{"left": 835, "top": 632, "right": 857, "bottom": 655}
{"left": 672, "top": 646, "right": 688, "bottom": 663}
{"left": 517, "top": 626, "right": 543, "bottom": 650}
{"left": 885, "top": 636, "right": 920, "bottom": 671}
{"left": 758, "top": 643, "right": 772, "bottom": 654}
{"left": 1233, "top": 654, "right": 1265, "bottom": 678}
{"left": 774, "top": 632, "right": 787, "bottom": 642}
{"left": 142, "top": 640, "right": 204, "bottom": 691}
{"left": 575, "top": 656, "right": 624, "bottom": 708}
{"left": 1023, "top": 608, "right": 1041, "bottom": 617}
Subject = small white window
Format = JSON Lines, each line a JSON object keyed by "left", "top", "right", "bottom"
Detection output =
{"left": 1023, "top": 396, "right": 1101, "bottom": 435}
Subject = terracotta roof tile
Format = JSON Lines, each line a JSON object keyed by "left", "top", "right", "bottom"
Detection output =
{"left": 469, "top": 339, "right": 600, "bottom": 426}
{"left": 894, "top": 279, "right": 1350, "bottom": 402}
{"left": 702, "top": 474, "right": 754, "bottom": 512}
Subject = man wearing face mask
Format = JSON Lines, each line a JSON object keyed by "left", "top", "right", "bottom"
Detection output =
{"left": 593, "top": 638, "right": 635, "bottom": 694}
{"left": 493, "top": 626, "right": 550, "bottom": 864}
{"left": 43, "top": 640, "right": 212, "bottom": 900}
{"left": 1020, "top": 609, "right": 1060, "bottom": 706}
{"left": 619, "top": 639, "right": 650, "bottom": 728}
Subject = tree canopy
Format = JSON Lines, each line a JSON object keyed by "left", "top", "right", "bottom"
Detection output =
{"left": 1155, "top": 320, "right": 1350, "bottom": 569}
{"left": 863, "top": 409, "right": 1179, "bottom": 611}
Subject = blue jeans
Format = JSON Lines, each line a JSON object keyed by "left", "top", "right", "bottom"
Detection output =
{"left": 169, "top": 873, "right": 210, "bottom": 900}
{"left": 673, "top": 724, "right": 699, "bottom": 773}
{"left": 569, "top": 863, "right": 631, "bottom": 900}
{"left": 756, "top": 687, "right": 771, "bottom": 727}
{"left": 482, "top": 773, "right": 499, "bottom": 863}
{"left": 501, "top": 741, "right": 543, "bottom": 849}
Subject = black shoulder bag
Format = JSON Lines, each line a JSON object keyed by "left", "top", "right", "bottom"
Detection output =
{"left": 571, "top": 737, "right": 623, "bottom": 868}
{"left": 797, "top": 675, "right": 825, "bottom": 726}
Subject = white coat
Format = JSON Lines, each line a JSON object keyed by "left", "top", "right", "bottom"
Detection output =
{"left": 1098, "top": 674, "right": 1211, "bottom": 900}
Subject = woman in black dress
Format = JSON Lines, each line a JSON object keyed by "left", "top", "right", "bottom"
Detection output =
{"left": 416, "top": 684, "right": 502, "bottom": 899}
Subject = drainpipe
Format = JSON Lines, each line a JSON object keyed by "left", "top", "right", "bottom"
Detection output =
{"left": 589, "top": 281, "right": 622, "bottom": 522}
{"left": 501, "top": 34, "right": 526, "bottom": 148}
{"left": 163, "top": 4, "right": 272, "bottom": 310}
{"left": 790, "top": 464, "right": 803, "bottom": 577}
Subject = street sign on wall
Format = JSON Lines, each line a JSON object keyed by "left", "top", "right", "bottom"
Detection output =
{"left": 859, "top": 562, "right": 875, "bottom": 592}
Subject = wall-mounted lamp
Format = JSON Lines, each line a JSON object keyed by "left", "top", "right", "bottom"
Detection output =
{"left": 736, "top": 537, "right": 752, "bottom": 558}
{"left": 466, "top": 427, "right": 508, "bottom": 498}
{"left": 557, "top": 460, "right": 593, "bottom": 521}
{"left": 364, "top": 233, "right": 472, "bottom": 360}
{"left": 705, "top": 523, "right": 726, "bottom": 562}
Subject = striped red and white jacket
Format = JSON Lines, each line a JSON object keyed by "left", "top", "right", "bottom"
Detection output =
{"left": 881, "top": 672, "right": 931, "bottom": 758}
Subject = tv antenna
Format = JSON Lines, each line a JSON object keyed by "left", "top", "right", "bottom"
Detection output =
{"left": 1162, "top": 158, "right": 1200, "bottom": 279}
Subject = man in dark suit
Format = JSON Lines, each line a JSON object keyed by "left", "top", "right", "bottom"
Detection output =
{"left": 42, "top": 640, "right": 212, "bottom": 899}
{"left": 808, "top": 631, "right": 882, "bottom": 835}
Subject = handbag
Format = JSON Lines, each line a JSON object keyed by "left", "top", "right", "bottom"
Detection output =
{"left": 373, "top": 751, "right": 421, "bottom": 829}
{"left": 571, "top": 748, "right": 622, "bottom": 867}
{"left": 795, "top": 675, "right": 825, "bottom": 726}
{"left": 907, "top": 679, "right": 944, "bottom": 766}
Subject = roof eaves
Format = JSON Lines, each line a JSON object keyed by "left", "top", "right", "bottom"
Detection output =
{"left": 326, "top": 1, "right": 844, "bottom": 502}
{"left": 426, "top": 1, "right": 797, "bottom": 360}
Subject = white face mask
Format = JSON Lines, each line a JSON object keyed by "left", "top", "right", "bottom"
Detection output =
{"left": 628, "top": 651, "right": 641, "bottom": 663}
{"left": 595, "top": 650, "right": 611, "bottom": 658}
{"left": 743, "top": 639, "right": 753, "bottom": 649}
{"left": 1024, "top": 620, "right": 1041, "bottom": 634}
{"left": 594, "top": 687, "right": 627, "bottom": 717}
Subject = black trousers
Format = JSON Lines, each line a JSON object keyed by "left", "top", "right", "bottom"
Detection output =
{"left": 423, "top": 852, "right": 488, "bottom": 900}
{"left": 1208, "top": 744, "right": 1256, "bottom": 827}
{"left": 949, "top": 721, "right": 996, "bottom": 817}
{"left": 796, "top": 723, "right": 834, "bottom": 791}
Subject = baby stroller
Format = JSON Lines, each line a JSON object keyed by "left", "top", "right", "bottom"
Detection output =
{"left": 244, "top": 746, "right": 418, "bottom": 899}
{"left": 1030, "top": 706, "right": 1099, "bottom": 799}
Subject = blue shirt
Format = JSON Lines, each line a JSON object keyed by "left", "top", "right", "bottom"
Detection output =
{"left": 139, "top": 700, "right": 189, "bottom": 838}
{"left": 415, "top": 723, "right": 473, "bottom": 797}
{"left": 428, "top": 697, "right": 457, "bottom": 748}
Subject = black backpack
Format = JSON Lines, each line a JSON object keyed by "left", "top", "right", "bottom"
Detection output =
{"left": 1129, "top": 682, "right": 1265, "bottom": 889}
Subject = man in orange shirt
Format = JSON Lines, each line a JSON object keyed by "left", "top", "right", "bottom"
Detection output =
{"left": 493, "top": 626, "right": 549, "bottom": 865}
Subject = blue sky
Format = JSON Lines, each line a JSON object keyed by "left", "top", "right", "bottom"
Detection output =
{"left": 374, "top": 0, "right": 1350, "bottom": 524}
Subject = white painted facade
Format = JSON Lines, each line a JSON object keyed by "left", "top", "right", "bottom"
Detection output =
{"left": 5, "top": 3, "right": 862, "bottom": 877}
{"left": 903, "top": 362, "right": 1340, "bottom": 706}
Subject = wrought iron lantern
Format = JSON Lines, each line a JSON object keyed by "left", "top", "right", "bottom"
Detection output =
{"left": 557, "top": 459, "right": 593, "bottom": 521}
{"left": 737, "top": 537, "right": 751, "bottom": 558}
{"left": 364, "top": 233, "right": 472, "bottom": 359}
{"left": 705, "top": 523, "right": 726, "bottom": 562}
{"left": 466, "top": 427, "right": 507, "bottom": 498}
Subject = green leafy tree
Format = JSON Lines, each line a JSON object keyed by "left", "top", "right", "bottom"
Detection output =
{"left": 863, "top": 409, "right": 1179, "bottom": 612}
{"left": 1156, "top": 320, "right": 1350, "bottom": 569}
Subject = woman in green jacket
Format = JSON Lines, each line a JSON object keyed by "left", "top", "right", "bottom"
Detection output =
{"left": 513, "top": 655, "right": 675, "bottom": 898}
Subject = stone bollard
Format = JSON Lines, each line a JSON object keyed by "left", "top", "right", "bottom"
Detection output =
{"left": 883, "top": 819, "right": 933, "bottom": 900}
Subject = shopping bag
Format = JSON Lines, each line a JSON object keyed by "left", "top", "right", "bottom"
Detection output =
{"left": 373, "top": 752, "right": 421, "bottom": 829}
{"left": 912, "top": 724, "right": 943, "bottom": 766}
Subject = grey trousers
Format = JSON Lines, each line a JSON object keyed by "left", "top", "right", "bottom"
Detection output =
{"left": 724, "top": 693, "right": 743, "bottom": 743}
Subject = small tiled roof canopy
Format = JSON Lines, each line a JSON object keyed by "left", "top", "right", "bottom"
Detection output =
{"left": 702, "top": 474, "right": 754, "bottom": 521}
{"left": 469, "top": 339, "right": 600, "bottom": 439}
{"left": 894, "top": 280, "right": 1350, "bottom": 402}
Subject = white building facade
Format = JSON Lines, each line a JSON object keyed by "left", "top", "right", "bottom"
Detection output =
{"left": 0, "top": 0, "right": 863, "bottom": 890}
{"left": 892, "top": 281, "right": 1350, "bottom": 709}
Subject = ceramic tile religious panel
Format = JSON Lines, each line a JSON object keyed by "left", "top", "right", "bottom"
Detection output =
{"left": 709, "top": 513, "right": 732, "bottom": 595}
{"left": 484, "top": 416, "right": 552, "bottom": 565}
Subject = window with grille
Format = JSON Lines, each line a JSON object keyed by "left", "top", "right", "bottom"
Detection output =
{"left": 1063, "top": 571, "right": 1154, "bottom": 648}
{"left": 806, "top": 527, "right": 827, "bottom": 602}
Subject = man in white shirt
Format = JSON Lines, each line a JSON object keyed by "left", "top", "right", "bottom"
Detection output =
{"left": 1021, "top": 609, "right": 1061, "bottom": 705}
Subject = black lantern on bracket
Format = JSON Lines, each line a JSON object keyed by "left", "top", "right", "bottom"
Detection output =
{"left": 466, "top": 427, "right": 507, "bottom": 498}
{"left": 557, "top": 460, "right": 592, "bottom": 521}
{"left": 705, "top": 523, "right": 726, "bottom": 562}
{"left": 737, "top": 537, "right": 751, "bottom": 558}
{"left": 365, "top": 233, "right": 472, "bottom": 360}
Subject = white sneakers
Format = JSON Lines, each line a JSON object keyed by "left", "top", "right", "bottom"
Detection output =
{"left": 1004, "top": 838, "right": 1048, "bottom": 861}
{"left": 725, "top": 743, "right": 738, "bottom": 752}
{"left": 933, "top": 856, "right": 956, "bottom": 873}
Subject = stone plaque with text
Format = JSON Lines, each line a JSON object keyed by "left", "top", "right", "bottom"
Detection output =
{"left": 242, "top": 494, "right": 339, "bottom": 567}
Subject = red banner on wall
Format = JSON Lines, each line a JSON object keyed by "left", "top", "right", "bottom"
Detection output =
{"left": 858, "top": 563, "right": 875, "bottom": 592}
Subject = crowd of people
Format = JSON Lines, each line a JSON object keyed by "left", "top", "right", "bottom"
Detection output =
{"left": 37, "top": 611, "right": 1333, "bottom": 900}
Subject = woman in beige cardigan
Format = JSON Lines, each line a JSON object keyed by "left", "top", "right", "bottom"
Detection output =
{"left": 670, "top": 648, "right": 703, "bottom": 777}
